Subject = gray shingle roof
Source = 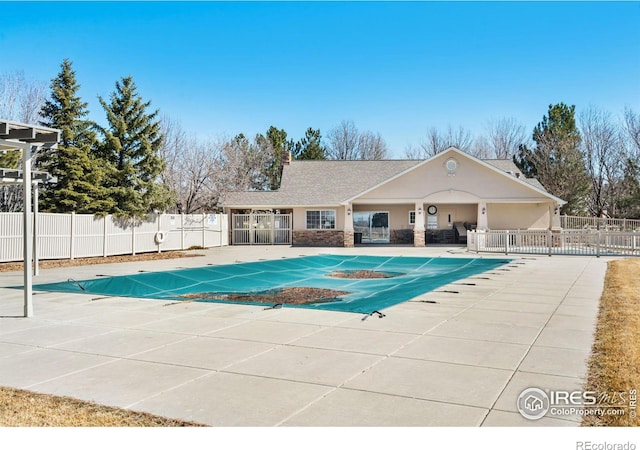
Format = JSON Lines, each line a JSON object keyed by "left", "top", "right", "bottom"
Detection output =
{"left": 224, "top": 159, "right": 418, "bottom": 207}
{"left": 223, "top": 157, "right": 551, "bottom": 208}
{"left": 483, "top": 159, "right": 546, "bottom": 190}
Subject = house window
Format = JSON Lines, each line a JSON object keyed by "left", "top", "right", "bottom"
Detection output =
{"left": 409, "top": 211, "right": 416, "bottom": 225}
{"left": 306, "top": 210, "right": 336, "bottom": 230}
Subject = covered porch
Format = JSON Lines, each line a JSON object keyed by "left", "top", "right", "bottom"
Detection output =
{"left": 342, "top": 199, "right": 560, "bottom": 247}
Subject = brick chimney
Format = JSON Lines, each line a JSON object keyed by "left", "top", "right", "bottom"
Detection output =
{"left": 282, "top": 150, "right": 292, "bottom": 165}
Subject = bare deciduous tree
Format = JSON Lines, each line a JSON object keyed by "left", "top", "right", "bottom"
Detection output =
{"left": 580, "top": 107, "right": 623, "bottom": 216}
{"left": 485, "top": 117, "right": 527, "bottom": 159}
{"left": 159, "top": 116, "right": 188, "bottom": 211}
{"left": 326, "top": 120, "right": 389, "bottom": 160}
{"left": 469, "top": 135, "right": 492, "bottom": 159}
{"left": 211, "top": 133, "right": 274, "bottom": 207}
{"left": 617, "top": 108, "right": 640, "bottom": 218}
{"left": 443, "top": 125, "right": 473, "bottom": 153}
{"left": 326, "top": 120, "right": 360, "bottom": 160}
{"left": 358, "top": 130, "right": 388, "bottom": 160}
{"left": 159, "top": 116, "right": 222, "bottom": 214}
{"left": 408, "top": 125, "right": 474, "bottom": 159}
{"left": 487, "top": 117, "right": 527, "bottom": 159}
{"left": 0, "top": 71, "right": 47, "bottom": 211}
{"left": 623, "top": 107, "right": 640, "bottom": 158}
{"left": 403, "top": 143, "right": 422, "bottom": 159}
{"left": 419, "top": 127, "right": 447, "bottom": 157}
{"left": 0, "top": 71, "right": 47, "bottom": 123}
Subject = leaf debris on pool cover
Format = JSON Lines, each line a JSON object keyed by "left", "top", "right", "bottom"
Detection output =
{"left": 31, "top": 254, "right": 511, "bottom": 314}
{"left": 181, "top": 287, "right": 349, "bottom": 305}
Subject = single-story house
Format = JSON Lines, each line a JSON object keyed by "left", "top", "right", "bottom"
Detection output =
{"left": 222, "top": 147, "right": 565, "bottom": 247}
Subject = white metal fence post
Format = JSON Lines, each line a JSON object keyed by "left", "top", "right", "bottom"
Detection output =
{"left": 180, "top": 214, "right": 185, "bottom": 250}
{"left": 157, "top": 213, "right": 161, "bottom": 253}
{"left": 70, "top": 211, "right": 76, "bottom": 260}
{"left": 249, "top": 212, "right": 254, "bottom": 245}
{"left": 33, "top": 184, "right": 39, "bottom": 276}
{"left": 270, "top": 212, "right": 275, "bottom": 245}
{"left": 548, "top": 229, "right": 552, "bottom": 257}
{"left": 131, "top": 218, "right": 136, "bottom": 255}
{"left": 202, "top": 213, "right": 206, "bottom": 248}
{"left": 505, "top": 230, "right": 509, "bottom": 255}
{"left": 103, "top": 215, "right": 108, "bottom": 257}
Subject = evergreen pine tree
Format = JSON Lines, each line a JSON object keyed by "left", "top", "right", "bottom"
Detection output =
{"left": 264, "top": 126, "right": 293, "bottom": 190}
{"left": 39, "top": 59, "right": 113, "bottom": 213}
{"left": 0, "top": 151, "right": 20, "bottom": 169}
{"left": 97, "top": 76, "right": 172, "bottom": 217}
{"left": 293, "top": 128, "right": 326, "bottom": 160}
{"left": 515, "top": 103, "right": 590, "bottom": 215}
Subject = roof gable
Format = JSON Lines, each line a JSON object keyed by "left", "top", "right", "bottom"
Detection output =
{"left": 348, "top": 148, "right": 565, "bottom": 205}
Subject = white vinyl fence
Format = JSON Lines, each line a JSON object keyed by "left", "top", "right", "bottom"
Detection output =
{"left": 0, "top": 212, "right": 228, "bottom": 263}
{"left": 468, "top": 229, "right": 640, "bottom": 257}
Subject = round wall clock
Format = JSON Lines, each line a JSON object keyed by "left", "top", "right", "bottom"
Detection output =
{"left": 427, "top": 205, "right": 437, "bottom": 215}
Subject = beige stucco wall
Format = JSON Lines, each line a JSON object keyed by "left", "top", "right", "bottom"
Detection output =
{"left": 487, "top": 203, "right": 551, "bottom": 230}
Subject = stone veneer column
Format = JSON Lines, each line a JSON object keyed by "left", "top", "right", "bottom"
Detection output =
{"left": 413, "top": 201, "right": 425, "bottom": 247}
{"left": 343, "top": 229, "right": 354, "bottom": 248}
{"left": 343, "top": 204, "right": 354, "bottom": 248}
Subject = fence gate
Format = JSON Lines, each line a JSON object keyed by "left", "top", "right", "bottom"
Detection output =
{"left": 232, "top": 213, "right": 292, "bottom": 245}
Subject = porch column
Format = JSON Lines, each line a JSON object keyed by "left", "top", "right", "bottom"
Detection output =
{"left": 477, "top": 202, "right": 488, "bottom": 231}
{"left": 343, "top": 204, "right": 354, "bottom": 248}
{"left": 413, "top": 201, "right": 425, "bottom": 247}
{"left": 550, "top": 203, "right": 561, "bottom": 230}
{"left": 22, "top": 143, "right": 33, "bottom": 318}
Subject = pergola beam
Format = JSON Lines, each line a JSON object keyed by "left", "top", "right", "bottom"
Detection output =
{"left": 0, "top": 120, "right": 60, "bottom": 144}
{"left": 5, "top": 128, "right": 37, "bottom": 141}
{"left": 0, "top": 168, "right": 55, "bottom": 183}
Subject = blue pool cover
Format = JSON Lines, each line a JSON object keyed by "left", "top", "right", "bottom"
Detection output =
{"left": 32, "top": 254, "right": 511, "bottom": 314}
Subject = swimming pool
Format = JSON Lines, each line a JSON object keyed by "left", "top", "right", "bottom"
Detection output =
{"left": 32, "top": 254, "right": 511, "bottom": 314}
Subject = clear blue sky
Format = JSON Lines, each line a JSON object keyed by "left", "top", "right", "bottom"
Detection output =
{"left": 2, "top": 1, "right": 639, "bottom": 156}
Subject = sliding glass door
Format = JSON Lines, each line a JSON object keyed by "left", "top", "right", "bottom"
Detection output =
{"left": 353, "top": 211, "right": 390, "bottom": 243}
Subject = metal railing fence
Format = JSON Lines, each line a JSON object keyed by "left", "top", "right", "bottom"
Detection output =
{"left": 232, "top": 213, "right": 292, "bottom": 245}
{"left": 467, "top": 229, "right": 640, "bottom": 257}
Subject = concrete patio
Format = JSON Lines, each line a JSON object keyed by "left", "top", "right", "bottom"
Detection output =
{"left": 0, "top": 246, "right": 609, "bottom": 426}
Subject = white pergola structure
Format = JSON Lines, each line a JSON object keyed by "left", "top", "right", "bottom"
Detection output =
{"left": 0, "top": 120, "right": 60, "bottom": 317}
